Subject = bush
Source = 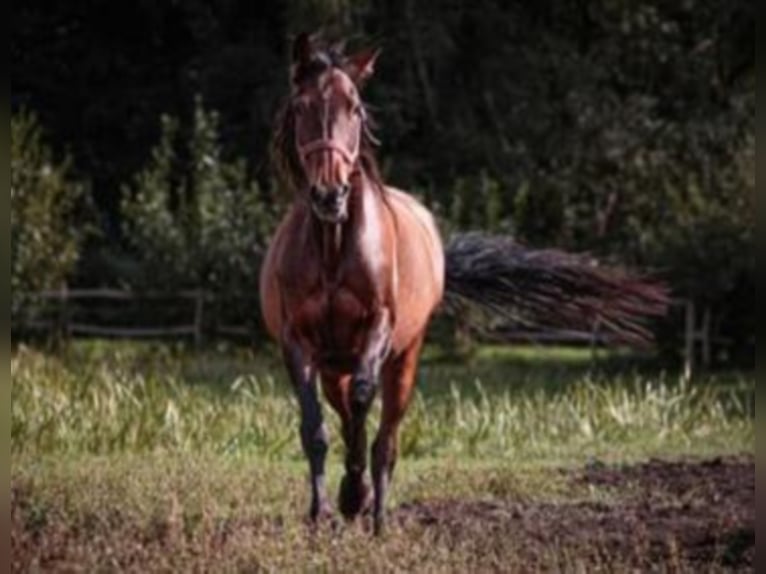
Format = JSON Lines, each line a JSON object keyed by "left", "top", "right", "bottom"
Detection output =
{"left": 11, "top": 112, "right": 82, "bottom": 326}
{"left": 121, "top": 97, "right": 277, "bottom": 329}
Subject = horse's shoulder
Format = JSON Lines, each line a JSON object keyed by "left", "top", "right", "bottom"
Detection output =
{"left": 270, "top": 204, "right": 311, "bottom": 249}
{"left": 263, "top": 206, "right": 319, "bottom": 281}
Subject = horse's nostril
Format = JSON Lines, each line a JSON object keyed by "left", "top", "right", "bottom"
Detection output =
{"left": 320, "top": 187, "right": 339, "bottom": 205}
{"left": 310, "top": 185, "right": 321, "bottom": 200}
{"left": 327, "top": 185, "right": 349, "bottom": 203}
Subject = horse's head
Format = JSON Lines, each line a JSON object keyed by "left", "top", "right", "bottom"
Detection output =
{"left": 283, "top": 33, "right": 380, "bottom": 223}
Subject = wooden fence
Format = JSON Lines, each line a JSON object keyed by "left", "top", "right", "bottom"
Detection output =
{"left": 15, "top": 288, "right": 715, "bottom": 377}
{"left": 17, "top": 288, "right": 255, "bottom": 346}
{"left": 16, "top": 288, "right": 618, "bottom": 347}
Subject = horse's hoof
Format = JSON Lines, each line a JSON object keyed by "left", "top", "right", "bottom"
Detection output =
{"left": 308, "top": 501, "right": 334, "bottom": 524}
{"left": 373, "top": 514, "right": 386, "bottom": 537}
{"left": 338, "top": 474, "right": 372, "bottom": 519}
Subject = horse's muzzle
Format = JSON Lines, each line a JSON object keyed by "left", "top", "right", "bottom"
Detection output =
{"left": 310, "top": 184, "right": 350, "bottom": 223}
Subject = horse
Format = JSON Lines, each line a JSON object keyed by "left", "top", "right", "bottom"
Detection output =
{"left": 260, "top": 33, "right": 667, "bottom": 535}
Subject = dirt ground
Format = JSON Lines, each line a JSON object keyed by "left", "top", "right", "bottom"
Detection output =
{"left": 397, "top": 456, "right": 754, "bottom": 571}
{"left": 12, "top": 456, "right": 754, "bottom": 572}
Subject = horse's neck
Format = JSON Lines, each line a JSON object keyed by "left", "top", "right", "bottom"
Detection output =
{"left": 318, "top": 220, "right": 344, "bottom": 275}
{"left": 313, "top": 173, "right": 386, "bottom": 280}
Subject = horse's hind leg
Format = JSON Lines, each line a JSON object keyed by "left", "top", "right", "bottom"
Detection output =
{"left": 371, "top": 334, "right": 424, "bottom": 535}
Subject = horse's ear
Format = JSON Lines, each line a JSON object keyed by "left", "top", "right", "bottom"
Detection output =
{"left": 292, "top": 32, "right": 313, "bottom": 66}
{"left": 291, "top": 32, "right": 317, "bottom": 86}
{"left": 345, "top": 47, "right": 381, "bottom": 86}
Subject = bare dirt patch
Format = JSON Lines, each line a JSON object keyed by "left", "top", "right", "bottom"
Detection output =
{"left": 11, "top": 456, "right": 754, "bottom": 572}
{"left": 397, "top": 456, "right": 754, "bottom": 571}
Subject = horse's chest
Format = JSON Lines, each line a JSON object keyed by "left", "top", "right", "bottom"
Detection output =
{"left": 293, "top": 281, "right": 375, "bottom": 367}
{"left": 304, "top": 286, "right": 368, "bottom": 329}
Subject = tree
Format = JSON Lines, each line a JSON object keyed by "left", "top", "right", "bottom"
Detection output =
{"left": 121, "top": 97, "right": 277, "bottom": 322}
{"left": 11, "top": 112, "right": 82, "bottom": 325}
{"left": 11, "top": 0, "right": 755, "bottom": 355}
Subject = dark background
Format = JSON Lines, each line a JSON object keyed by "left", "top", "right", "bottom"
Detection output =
{"left": 11, "top": 0, "right": 755, "bottom": 363}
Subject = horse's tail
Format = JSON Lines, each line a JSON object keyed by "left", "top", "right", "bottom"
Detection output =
{"left": 443, "top": 232, "right": 670, "bottom": 345}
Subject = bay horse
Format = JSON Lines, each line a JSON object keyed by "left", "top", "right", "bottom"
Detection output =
{"left": 260, "top": 33, "right": 667, "bottom": 535}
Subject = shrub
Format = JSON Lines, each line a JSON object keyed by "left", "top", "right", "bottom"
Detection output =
{"left": 121, "top": 97, "right": 277, "bottom": 330}
{"left": 11, "top": 112, "right": 82, "bottom": 326}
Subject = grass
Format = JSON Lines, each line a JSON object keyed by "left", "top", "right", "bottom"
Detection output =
{"left": 11, "top": 341, "right": 755, "bottom": 572}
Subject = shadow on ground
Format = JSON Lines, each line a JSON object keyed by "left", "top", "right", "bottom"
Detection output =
{"left": 12, "top": 456, "right": 754, "bottom": 572}
{"left": 398, "top": 456, "right": 754, "bottom": 571}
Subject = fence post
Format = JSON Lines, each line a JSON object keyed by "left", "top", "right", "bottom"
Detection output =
{"left": 683, "top": 300, "right": 695, "bottom": 383}
{"left": 193, "top": 290, "right": 205, "bottom": 348}
{"left": 589, "top": 317, "right": 602, "bottom": 367}
{"left": 57, "top": 284, "right": 71, "bottom": 342}
{"left": 701, "top": 306, "right": 712, "bottom": 368}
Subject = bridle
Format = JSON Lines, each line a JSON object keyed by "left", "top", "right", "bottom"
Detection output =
{"left": 298, "top": 139, "right": 358, "bottom": 166}
{"left": 295, "top": 91, "right": 362, "bottom": 169}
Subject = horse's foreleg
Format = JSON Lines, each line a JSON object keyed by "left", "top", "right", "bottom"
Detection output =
{"left": 282, "top": 329, "right": 329, "bottom": 522}
{"left": 351, "top": 308, "right": 392, "bottom": 410}
{"left": 339, "top": 308, "right": 392, "bottom": 519}
{"left": 371, "top": 334, "right": 423, "bottom": 535}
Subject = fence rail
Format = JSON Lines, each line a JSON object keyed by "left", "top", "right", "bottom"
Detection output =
{"left": 17, "top": 288, "right": 619, "bottom": 347}
{"left": 15, "top": 288, "right": 254, "bottom": 345}
{"left": 37, "top": 288, "right": 210, "bottom": 301}
{"left": 16, "top": 288, "right": 715, "bottom": 377}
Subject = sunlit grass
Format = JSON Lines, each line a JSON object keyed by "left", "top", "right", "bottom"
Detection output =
{"left": 12, "top": 343, "right": 753, "bottom": 463}
{"left": 11, "top": 342, "right": 754, "bottom": 572}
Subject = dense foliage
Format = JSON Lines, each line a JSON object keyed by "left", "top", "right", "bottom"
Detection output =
{"left": 117, "top": 98, "right": 278, "bottom": 332}
{"left": 10, "top": 113, "right": 82, "bottom": 324}
{"left": 122, "top": 97, "right": 276, "bottom": 294}
{"left": 11, "top": 0, "right": 754, "bottom": 355}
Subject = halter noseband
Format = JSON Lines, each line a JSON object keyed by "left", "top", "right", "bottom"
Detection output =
{"left": 295, "top": 89, "right": 361, "bottom": 167}
{"left": 298, "top": 139, "right": 358, "bottom": 165}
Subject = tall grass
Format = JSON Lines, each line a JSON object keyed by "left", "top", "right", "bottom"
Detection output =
{"left": 12, "top": 345, "right": 753, "bottom": 463}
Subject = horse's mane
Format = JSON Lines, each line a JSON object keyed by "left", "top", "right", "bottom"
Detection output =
{"left": 270, "top": 40, "right": 386, "bottom": 197}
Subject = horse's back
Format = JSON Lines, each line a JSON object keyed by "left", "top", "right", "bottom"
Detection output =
{"left": 385, "top": 187, "right": 445, "bottom": 352}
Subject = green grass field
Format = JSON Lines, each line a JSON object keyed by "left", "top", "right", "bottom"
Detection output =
{"left": 11, "top": 341, "right": 755, "bottom": 572}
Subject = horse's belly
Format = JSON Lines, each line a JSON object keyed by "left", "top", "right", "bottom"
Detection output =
{"left": 385, "top": 188, "right": 446, "bottom": 352}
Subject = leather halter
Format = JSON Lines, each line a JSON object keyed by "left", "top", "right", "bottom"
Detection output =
{"left": 298, "top": 139, "right": 358, "bottom": 165}
{"left": 295, "top": 92, "right": 361, "bottom": 167}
